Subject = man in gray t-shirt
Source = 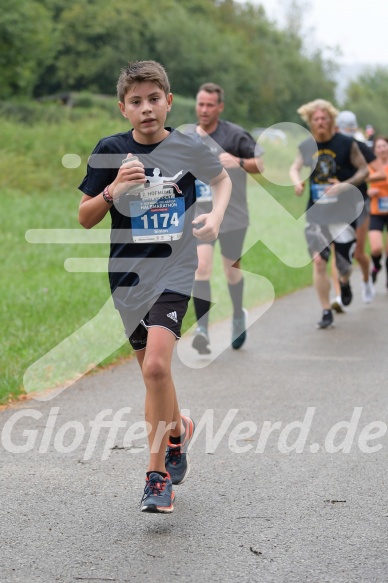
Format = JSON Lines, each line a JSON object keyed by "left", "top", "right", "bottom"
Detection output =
{"left": 192, "top": 83, "right": 264, "bottom": 354}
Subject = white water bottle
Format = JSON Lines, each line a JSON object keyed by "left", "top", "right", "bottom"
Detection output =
{"left": 121, "top": 155, "right": 144, "bottom": 194}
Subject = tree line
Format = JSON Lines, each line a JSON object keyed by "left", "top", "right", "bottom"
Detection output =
{"left": 344, "top": 67, "right": 388, "bottom": 136}
{"left": 1, "top": 0, "right": 338, "bottom": 127}
{"left": 2, "top": 0, "right": 387, "bottom": 131}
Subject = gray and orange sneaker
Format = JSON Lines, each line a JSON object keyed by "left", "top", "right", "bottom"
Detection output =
{"left": 165, "top": 415, "right": 195, "bottom": 485}
{"left": 140, "top": 472, "right": 175, "bottom": 513}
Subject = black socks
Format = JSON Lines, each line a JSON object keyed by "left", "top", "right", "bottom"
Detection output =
{"left": 169, "top": 426, "right": 186, "bottom": 445}
{"left": 193, "top": 278, "right": 245, "bottom": 323}
{"left": 147, "top": 471, "right": 167, "bottom": 479}
{"left": 193, "top": 280, "right": 211, "bottom": 330}
{"left": 228, "top": 278, "right": 244, "bottom": 319}
{"left": 372, "top": 254, "right": 382, "bottom": 271}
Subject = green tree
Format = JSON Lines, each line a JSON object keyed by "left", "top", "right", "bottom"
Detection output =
{"left": 37, "top": 0, "right": 148, "bottom": 95}
{"left": 0, "top": 0, "right": 337, "bottom": 129}
{"left": 344, "top": 67, "right": 388, "bottom": 134}
{"left": 212, "top": 1, "right": 336, "bottom": 126}
{"left": 0, "top": 0, "right": 54, "bottom": 98}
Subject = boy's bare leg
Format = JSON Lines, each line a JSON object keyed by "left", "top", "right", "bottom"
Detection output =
{"left": 136, "top": 327, "right": 183, "bottom": 474}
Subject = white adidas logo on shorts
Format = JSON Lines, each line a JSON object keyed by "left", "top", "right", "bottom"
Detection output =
{"left": 167, "top": 311, "right": 178, "bottom": 323}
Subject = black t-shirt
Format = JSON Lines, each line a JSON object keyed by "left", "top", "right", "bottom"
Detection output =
{"left": 194, "top": 120, "right": 260, "bottom": 233}
{"left": 79, "top": 128, "right": 223, "bottom": 311}
{"left": 299, "top": 132, "right": 364, "bottom": 225}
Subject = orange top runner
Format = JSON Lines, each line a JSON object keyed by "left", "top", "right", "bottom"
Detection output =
{"left": 369, "top": 163, "right": 388, "bottom": 215}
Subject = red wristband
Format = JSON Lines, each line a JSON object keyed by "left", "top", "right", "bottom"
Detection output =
{"left": 102, "top": 185, "right": 113, "bottom": 204}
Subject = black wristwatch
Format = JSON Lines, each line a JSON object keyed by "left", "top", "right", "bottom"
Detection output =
{"left": 239, "top": 158, "right": 245, "bottom": 168}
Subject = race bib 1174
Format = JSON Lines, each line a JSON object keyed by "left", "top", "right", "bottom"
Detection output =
{"left": 130, "top": 196, "right": 185, "bottom": 242}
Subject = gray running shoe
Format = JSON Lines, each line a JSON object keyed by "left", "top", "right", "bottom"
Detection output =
{"left": 192, "top": 326, "right": 210, "bottom": 354}
{"left": 232, "top": 308, "right": 248, "bottom": 349}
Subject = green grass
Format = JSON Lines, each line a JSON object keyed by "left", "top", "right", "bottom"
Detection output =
{"left": 0, "top": 113, "right": 312, "bottom": 404}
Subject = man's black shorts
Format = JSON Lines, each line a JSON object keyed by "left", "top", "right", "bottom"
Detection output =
{"left": 305, "top": 222, "right": 356, "bottom": 275}
{"left": 119, "top": 292, "right": 190, "bottom": 351}
{"left": 196, "top": 227, "right": 247, "bottom": 261}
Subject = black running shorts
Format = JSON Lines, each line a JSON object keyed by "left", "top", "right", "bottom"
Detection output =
{"left": 119, "top": 292, "right": 190, "bottom": 351}
{"left": 196, "top": 227, "right": 247, "bottom": 261}
{"left": 305, "top": 222, "right": 356, "bottom": 276}
{"left": 369, "top": 214, "right": 388, "bottom": 231}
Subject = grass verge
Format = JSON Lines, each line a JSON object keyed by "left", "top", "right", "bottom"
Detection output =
{"left": 0, "top": 113, "right": 312, "bottom": 404}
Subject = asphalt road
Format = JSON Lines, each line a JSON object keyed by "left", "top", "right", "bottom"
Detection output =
{"left": 1, "top": 270, "right": 388, "bottom": 583}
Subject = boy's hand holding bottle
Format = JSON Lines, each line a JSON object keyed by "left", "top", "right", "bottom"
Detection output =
{"left": 111, "top": 154, "right": 146, "bottom": 199}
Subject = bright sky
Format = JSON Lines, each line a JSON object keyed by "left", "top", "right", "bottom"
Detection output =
{"left": 246, "top": 0, "right": 388, "bottom": 66}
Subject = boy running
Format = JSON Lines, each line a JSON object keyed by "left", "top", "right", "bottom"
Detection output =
{"left": 78, "top": 61, "right": 231, "bottom": 513}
